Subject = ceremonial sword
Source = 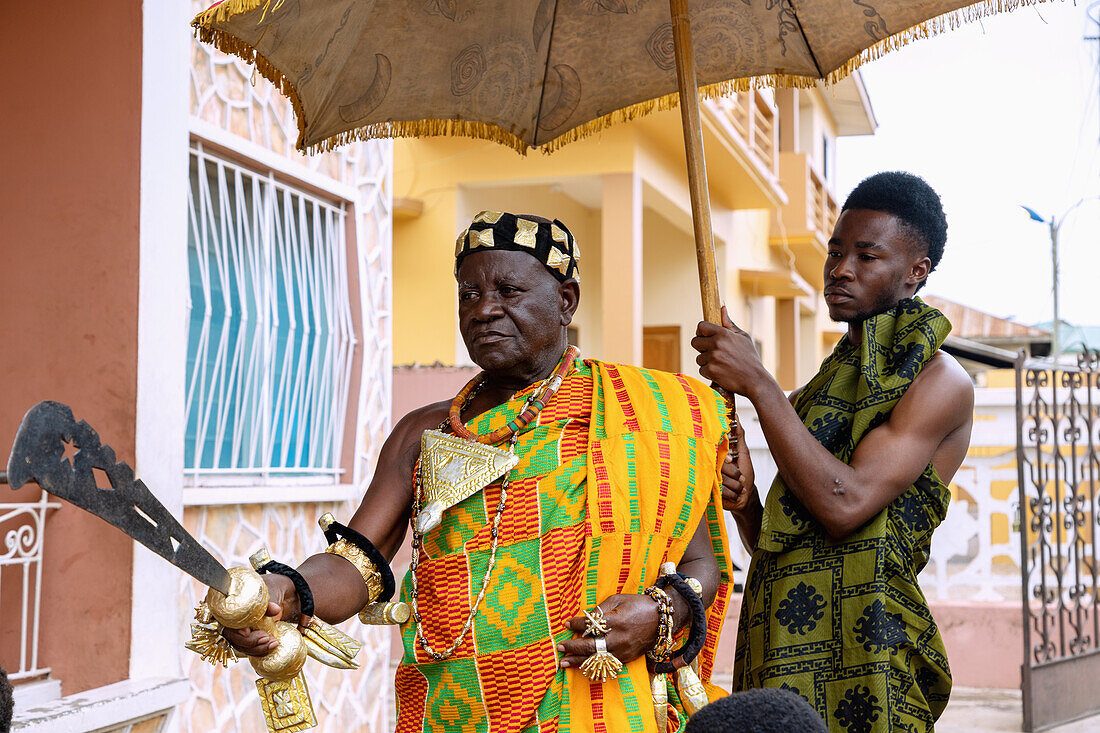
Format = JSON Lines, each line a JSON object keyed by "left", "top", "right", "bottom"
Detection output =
{"left": 6, "top": 401, "right": 363, "bottom": 732}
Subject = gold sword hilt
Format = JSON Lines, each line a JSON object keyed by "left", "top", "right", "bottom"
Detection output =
{"left": 204, "top": 566, "right": 309, "bottom": 682}
{"left": 189, "top": 556, "right": 362, "bottom": 733}
{"left": 201, "top": 566, "right": 318, "bottom": 732}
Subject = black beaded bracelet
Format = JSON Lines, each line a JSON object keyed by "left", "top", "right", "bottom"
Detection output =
{"left": 322, "top": 519, "right": 396, "bottom": 602}
{"left": 651, "top": 572, "right": 707, "bottom": 673}
{"left": 256, "top": 560, "right": 315, "bottom": 619}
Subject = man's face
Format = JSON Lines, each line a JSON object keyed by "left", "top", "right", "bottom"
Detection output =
{"left": 823, "top": 209, "right": 930, "bottom": 324}
{"left": 457, "top": 250, "right": 577, "bottom": 375}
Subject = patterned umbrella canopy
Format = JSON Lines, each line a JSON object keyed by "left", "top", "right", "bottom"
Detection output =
{"left": 193, "top": 0, "right": 1041, "bottom": 156}
{"left": 193, "top": 0, "right": 1042, "bottom": 526}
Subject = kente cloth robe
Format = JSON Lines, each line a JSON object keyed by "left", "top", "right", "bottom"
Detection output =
{"left": 395, "top": 360, "right": 734, "bottom": 733}
{"left": 733, "top": 298, "right": 954, "bottom": 733}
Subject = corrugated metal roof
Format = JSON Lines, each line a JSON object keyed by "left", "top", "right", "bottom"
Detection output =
{"left": 924, "top": 295, "right": 1049, "bottom": 339}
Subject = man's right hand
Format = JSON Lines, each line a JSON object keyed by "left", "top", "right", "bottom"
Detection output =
{"left": 221, "top": 572, "right": 299, "bottom": 656}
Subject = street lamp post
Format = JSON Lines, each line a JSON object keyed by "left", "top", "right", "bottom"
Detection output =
{"left": 1021, "top": 198, "right": 1098, "bottom": 362}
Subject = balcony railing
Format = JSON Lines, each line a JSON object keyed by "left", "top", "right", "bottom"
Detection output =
{"left": 770, "top": 152, "right": 840, "bottom": 283}
{"left": 808, "top": 161, "right": 839, "bottom": 238}
{"left": 1, "top": 490, "right": 59, "bottom": 683}
{"left": 774, "top": 152, "right": 838, "bottom": 240}
{"left": 709, "top": 89, "right": 778, "bottom": 179}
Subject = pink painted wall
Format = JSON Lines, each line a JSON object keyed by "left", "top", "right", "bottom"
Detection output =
{"left": 1, "top": 0, "right": 142, "bottom": 695}
{"left": 934, "top": 601, "right": 1022, "bottom": 689}
{"left": 710, "top": 597, "right": 1023, "bottom": 690}
{"left": 392, "top": 364, "right": 480, "bottom": 425}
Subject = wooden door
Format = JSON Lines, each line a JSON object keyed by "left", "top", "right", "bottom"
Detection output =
{"left": 643, "top": 326, "right": 681, "bottom": 373}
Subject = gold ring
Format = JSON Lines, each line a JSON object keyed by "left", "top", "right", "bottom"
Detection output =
{"left": 582, "top": 606, "right": 610, "bottom": 638}
{"left": 579, "top": 637, "right": 623, "bottom": 682}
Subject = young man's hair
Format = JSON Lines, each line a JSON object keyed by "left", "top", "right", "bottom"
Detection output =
{"left": 842, "top": 171, "right": 947, "bottom": 291}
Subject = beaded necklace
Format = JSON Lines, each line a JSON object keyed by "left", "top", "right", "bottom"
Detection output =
{"left": 410, "top": 347, "right": 578, "bottom": 659}
{"left": 448, "top": 346, "right": 580, "bottom": 444}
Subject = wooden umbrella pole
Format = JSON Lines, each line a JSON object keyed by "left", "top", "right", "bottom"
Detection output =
{"left": 670, "top": 0, "right": 721, "bottom": 326}
{"left": 670, "top": 0, "right": 739, "bottom": 456}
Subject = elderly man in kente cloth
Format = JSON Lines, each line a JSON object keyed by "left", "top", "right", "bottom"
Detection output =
{"left": 693, "top": 172, "right": 974, "bottom": 732}
{"left": 228, "top": 211, "right": 734, "bottom": 732}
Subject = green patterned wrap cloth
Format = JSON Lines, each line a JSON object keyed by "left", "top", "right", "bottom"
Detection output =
{"left": 733, "top": 297, "right": 954, "bottom": 733}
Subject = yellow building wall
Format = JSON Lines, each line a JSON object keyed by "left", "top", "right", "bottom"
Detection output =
{"left": 393, "top": 133, "right": 635, "bottom": 365}
{"left": 641, "top": 209, "right": 707, "bottom": 373}
{"left": 393, "top": 186, "right": 458, "bottom": 365}
{"left": 392, "top": 92, "right": 842, "bottom": 377}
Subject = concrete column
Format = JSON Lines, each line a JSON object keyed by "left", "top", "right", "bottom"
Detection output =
{"left": 799, "top": 303, "right": 819, "bottom": 387}
{"left": 776, "top": 88, "right": 800, "bottom": 153}
{"left": 776, "top": 298, "right": 800, "bottom": 390}
{"left": 600, "top": 173, "right": 643, "bottom": 365}
{"left": 393, "top": 187, "right": 459, "bottom": 365}
{"left": 133, "top": 0, "right": 191, "bottom": 689}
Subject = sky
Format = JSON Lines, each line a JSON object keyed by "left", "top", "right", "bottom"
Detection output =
{"left": 836, "top": 1, "right": 1100, "bottom": 328}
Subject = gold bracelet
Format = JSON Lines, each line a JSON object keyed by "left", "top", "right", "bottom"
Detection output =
{"left": 326, "top": 538, "right": 384, "bottom": 605}
{"left": 683, "top": 576, "right": 703, "bottom": 599}
{"left": 644, "top": 586, "right": 676, "bottom": 660}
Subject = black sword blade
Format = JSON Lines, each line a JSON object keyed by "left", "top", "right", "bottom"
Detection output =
{"left": 7, "top": 401, "right": 231, "bottom": 595}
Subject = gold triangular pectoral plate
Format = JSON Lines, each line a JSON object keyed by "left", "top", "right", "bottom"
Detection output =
{"left": 416, "top": 429, "right": 519, "bottom": 533}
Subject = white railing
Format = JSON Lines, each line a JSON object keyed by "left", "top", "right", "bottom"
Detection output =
{"left": 185, "top": 142, "right": 357, "bottom": 481}
{"left": 732, "top": 389, "right": 1023, "bottom": 603}
{"left": 1, "top": 491, "right": 59, "bottom": 682}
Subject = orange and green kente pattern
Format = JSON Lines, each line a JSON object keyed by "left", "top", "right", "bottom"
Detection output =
{"left": 395, "top": 360, "right": 733, "bottom": 733}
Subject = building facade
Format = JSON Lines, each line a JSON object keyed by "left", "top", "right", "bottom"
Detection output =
{"left": 391, "top": 79, "right": 874, "bottom": 391}
{"left": 2, "top": 2, "right": 1056, "bottom": 731}
{"left": 3, "top": 2, "right": 394, "bottom": 731}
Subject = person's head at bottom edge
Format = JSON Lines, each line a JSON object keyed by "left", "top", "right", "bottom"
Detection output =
{"left": 684, "top": 687, "right": 827, "bottom": 733}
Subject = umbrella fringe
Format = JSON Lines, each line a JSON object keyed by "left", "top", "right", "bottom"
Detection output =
{"left": 192, "top": 19, "right": 311, "bottom": 151}
{"left": 538, "top": 74, "right": 816, "bottom": 154}
{"left": 192, "top": 0, "right": 1053, "bottom": 156}
{"left": 307, "top": 120, "right": 531, "bottom": 157}
{"left": 540, "top": 0, "right": 1052, "bottom": 153}
{"left": 194, "top": 0, "right": 279, "bottom": 26}
{"left": 823, "top": 0, "right": 1052, "bottom": 85}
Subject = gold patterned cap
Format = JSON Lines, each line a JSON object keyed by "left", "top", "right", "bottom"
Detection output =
{"left": 455, "top": 211, "right": 579, "bottom": 283}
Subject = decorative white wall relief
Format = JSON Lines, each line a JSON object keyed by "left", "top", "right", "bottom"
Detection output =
{"left": 184, "top": 4, "right": 394, "bottom": 730}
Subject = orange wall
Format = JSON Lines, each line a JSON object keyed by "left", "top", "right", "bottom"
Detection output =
{"left": 1, "top": 0, "right": 142, "bottom": 694}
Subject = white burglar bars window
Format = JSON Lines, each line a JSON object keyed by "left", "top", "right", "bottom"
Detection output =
{"left": 185, "top": 142, "right": 357, "bottom": 481}
{"left": 1, "top": 491, "right": 59, "bottom": 682}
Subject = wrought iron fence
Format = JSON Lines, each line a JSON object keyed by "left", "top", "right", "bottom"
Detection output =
{"left": 1017, "top": 349, "right": 1100, "bottom": 730}
{"left": 0, "top": 486, "right": 59, "bottom": 682}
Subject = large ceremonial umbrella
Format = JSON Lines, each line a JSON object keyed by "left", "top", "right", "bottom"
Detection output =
{"left": 192, "top": 0, "right": 1039, "bottom": 327}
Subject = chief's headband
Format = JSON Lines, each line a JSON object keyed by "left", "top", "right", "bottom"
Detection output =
{"left": 454, "top": 211, "right": 580, "bottom": 283}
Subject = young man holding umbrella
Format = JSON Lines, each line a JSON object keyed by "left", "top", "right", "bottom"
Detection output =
{"left": 693, "top": 172, "right": 974, "bottom": 732}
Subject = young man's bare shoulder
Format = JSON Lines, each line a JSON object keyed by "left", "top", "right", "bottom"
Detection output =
{"left": 910, "top": 350, "right": 974, "bottom": 417}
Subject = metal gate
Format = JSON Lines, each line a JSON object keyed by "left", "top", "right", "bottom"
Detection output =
{"left": 1017, "top": 350, "right": 1100, "bottom": 731}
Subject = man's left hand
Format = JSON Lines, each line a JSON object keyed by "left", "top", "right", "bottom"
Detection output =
{"left": 557, "top": 594, "right": 659, "bottom": 670}
{"left": 722, "top": 421, "right": 757, "bottom": 513}
{"left": 691, "top": 307, "right": 769, "bottom": 398}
